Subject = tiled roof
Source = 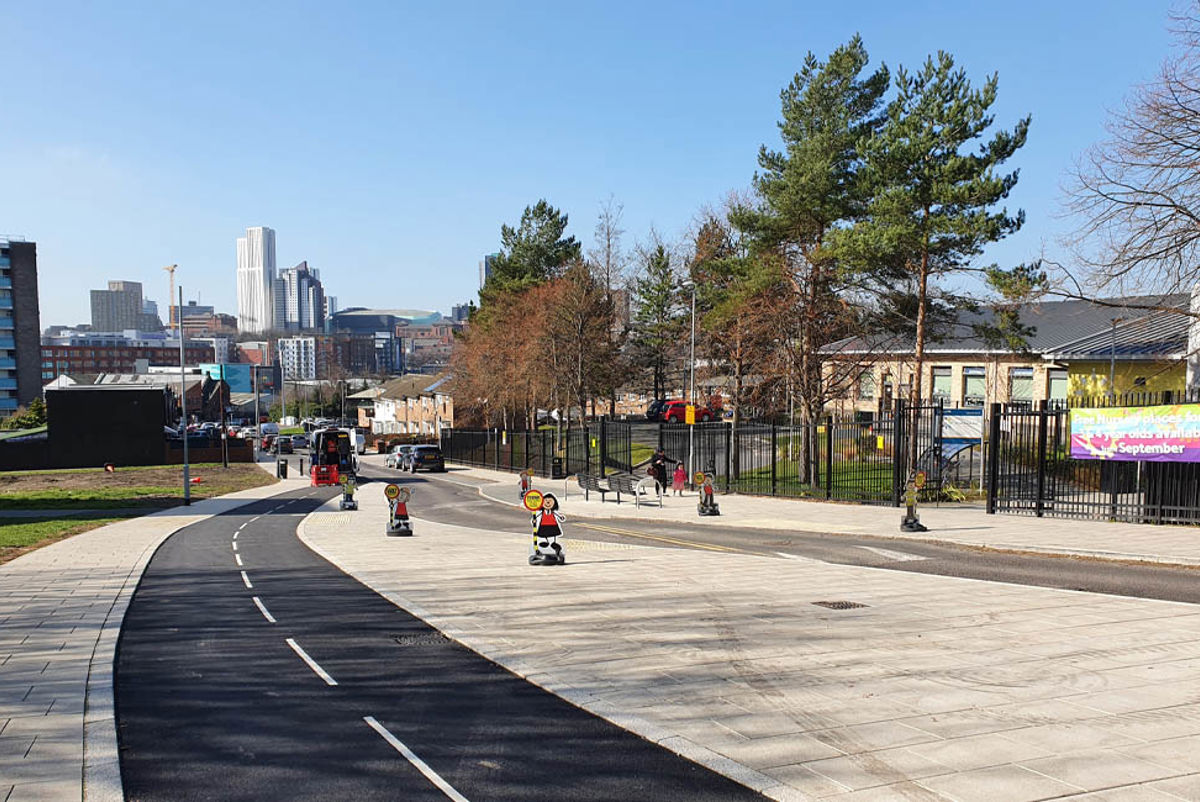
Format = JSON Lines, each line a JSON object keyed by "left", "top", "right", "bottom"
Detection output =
{"left": 823, "top": 295, "right": 1190, "bottom": 357}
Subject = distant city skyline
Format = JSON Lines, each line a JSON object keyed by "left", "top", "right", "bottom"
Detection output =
{"left": 1, "top": 1, "right": 1177, "bottom": 326}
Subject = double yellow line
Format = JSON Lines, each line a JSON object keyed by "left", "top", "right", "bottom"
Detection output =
{"left": 574, "top": 521, "right": 750, "bottom": 554}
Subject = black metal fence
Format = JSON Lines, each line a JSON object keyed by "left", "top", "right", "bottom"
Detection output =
{"left": 440, "top": 400, "right": 955, "bottom": 505}
{"left": 988, "top": 389, "right": 1200, "bottom": 525}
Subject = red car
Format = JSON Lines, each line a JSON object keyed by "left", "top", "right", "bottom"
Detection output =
{"left": 660, "top": 400, "right": 717, "bottom": 423}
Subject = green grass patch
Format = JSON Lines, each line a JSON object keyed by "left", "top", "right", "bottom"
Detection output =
{"left": 0, "top": 515, "right": 136, "bottom": 563}
{"left": 0, "top": 463, "right": 276, "bottom": 510}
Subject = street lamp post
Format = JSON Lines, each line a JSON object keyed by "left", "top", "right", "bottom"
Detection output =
{"left": 683, "top": 279, "right": 697, "bottom": 485}
{"left": 177, "top": 285, "right": 190, "bottom": 505}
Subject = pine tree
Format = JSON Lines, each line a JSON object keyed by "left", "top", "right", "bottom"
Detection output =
{"left": 831, "top": 51, "right": 1031, "bottom": 469}
{"left": 731, "top": 36, "right": 888, "bottom": 480}
{"left": 628, "top": 241, "right": 684, "bottom": 400}
{"left": 482, "top": 200, "right": 581, "bottom": 302}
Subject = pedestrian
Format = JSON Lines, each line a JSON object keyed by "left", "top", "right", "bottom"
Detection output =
{"left": 672, "top": 463, "right": 687, "bottom": 496}
{"left": 650, "top": 447, "right": 676, "bottom": 495}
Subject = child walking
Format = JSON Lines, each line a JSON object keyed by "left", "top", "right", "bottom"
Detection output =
{"left": 672, "top": 463, "right": 687, "bottom": 496}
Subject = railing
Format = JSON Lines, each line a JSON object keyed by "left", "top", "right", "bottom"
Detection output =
{"left": 988, "top": 389, "right": 1200, "bottom": 525}
{"left": 442, "top": 400, "right": 952, "bottom": 505}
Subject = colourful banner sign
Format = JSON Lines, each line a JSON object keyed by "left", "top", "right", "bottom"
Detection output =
{"left": 1070, "top": 404, "right": 1200, "bottom": 462}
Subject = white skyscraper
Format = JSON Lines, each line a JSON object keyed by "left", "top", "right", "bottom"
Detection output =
{"left": 236, "top": 226, "right": 277, "bottom": 333}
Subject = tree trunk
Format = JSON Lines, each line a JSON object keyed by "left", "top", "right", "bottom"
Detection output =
{"left": 909, "top": 232, "right": 930, "bottom": 478}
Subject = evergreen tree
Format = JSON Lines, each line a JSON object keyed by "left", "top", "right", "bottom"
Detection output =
{"left": 831, "top": 51, "right": 1031, "bottom": 468}
{"left": 482, "top": 200, "right": 581, "bottom": 302}
{"left": 731, "top": 36, "right": 888, "bottom": 480}
{"left": 628, "top": 240, "right": 684, "bottom": 400}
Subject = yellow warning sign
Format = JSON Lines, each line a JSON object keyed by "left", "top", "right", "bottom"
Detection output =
{"left": 522, "top": 489, "right": 544, "bottom": 512}
{"left": 685, "top": 405, "right": 696, "bottom": 425}
{"left": 693, "top": 471, "right": 706, "bottom": 485}
{"left": 876, "top": 435, "right": 885, "bottom": 451}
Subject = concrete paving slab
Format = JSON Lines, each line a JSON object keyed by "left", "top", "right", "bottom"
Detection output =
{"left": 0, "top": 471, "right": 306, "bottom": 802}
{"left": 299, "top": 479, "right": 1200, "bottom": 799}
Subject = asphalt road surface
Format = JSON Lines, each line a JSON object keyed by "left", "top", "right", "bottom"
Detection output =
{"left": 354, "top": 459, "right": 1200, "bottom": 607}
{"left": 115, "top": 484, "right": 766, "bottom": 801}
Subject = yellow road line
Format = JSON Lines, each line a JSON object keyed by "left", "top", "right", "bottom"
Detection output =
{"left": 574, "top": 522, "right": 750, "bottom": 554}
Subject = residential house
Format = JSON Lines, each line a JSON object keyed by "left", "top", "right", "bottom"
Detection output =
{"left": 367, "top": 373, "right": 454, "bottom": 435}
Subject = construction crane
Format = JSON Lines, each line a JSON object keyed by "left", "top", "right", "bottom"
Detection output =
{"left": 163, "top": 264, "right": 177, "bottom": 334}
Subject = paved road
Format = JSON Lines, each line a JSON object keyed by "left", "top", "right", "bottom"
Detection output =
{"left": 116, "top": 482, "right": 765, "bottom": 801}
{"left": 359, "top": 461, "right": 1200, "bottom": 606}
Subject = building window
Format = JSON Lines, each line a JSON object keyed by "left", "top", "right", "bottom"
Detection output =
{"left": 962, "top": 367, "right": 986, "bottom": 406}
{"left": 1009, "top": 367, "right": 1034, "bottom": 404}
{"left": 1048, "top": 369, "right": 1067, "bottom": 402}
{"left": 931, "top": 367, "right": 952, "bottom": 402}
{"left": 858, "top": 371, "right": 876, "bottom": 400}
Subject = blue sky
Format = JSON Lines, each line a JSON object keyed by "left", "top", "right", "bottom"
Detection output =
{"left": 2, "top": 0, "right": 1175, "bottom": 327}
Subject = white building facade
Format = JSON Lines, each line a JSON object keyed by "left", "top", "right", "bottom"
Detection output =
{"left": 236, "top": 226, "right": 276, "bottom": 333}
{"left": 277, "top": 261, "right": 326, "bottom": 331}
{"left": 277, "top": 336, "right": 316, "bottom": 380}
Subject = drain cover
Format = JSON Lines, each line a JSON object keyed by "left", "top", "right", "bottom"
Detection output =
{"left": 812, "top": 600, "right": 868, "bottom": 610}
{"left": 392, "top": 632, "right": 450, "bottom": 647}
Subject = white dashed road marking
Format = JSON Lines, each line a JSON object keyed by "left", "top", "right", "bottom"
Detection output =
{"left": 252, "top": 596, "right": 276, "bottom": 624}
{"left": 240, "top": 571, "right": 253, "bottom": 589}
{"left": 287, "top": 638, "right": 337, "bottom": 686}
{"left": 235, "top": 554, "right": 243, "bottom": 567}
{"left": 858, "top": 545, "right": 930, "bottom": 562}
{"left": 363, "top": 716, "right": 469, "bottom": 801}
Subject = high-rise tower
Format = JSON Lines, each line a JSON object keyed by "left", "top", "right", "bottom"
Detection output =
{"left": 236, "top": 226, "right": 277, "bottom": 333}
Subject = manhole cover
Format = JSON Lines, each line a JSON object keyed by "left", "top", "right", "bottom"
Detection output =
{"left": 392, "top": 632, "right": 451, "bottom": 647}
{"left": 812, "top": 600, "right": 869, "bottom": 610}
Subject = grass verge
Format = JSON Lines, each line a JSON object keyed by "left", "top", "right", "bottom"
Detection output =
{"left": 0, "top": 463, "right": 277, "bottom": 510}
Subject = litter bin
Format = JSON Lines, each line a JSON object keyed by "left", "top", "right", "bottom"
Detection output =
{"left": 551, "top": 456, "right": 564, "bottom": 479}
{"left": 276, "top": 458, "right": 288, "bottom": 479}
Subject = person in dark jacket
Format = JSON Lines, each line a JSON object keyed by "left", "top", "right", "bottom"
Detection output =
{"left": 650, "top": 448, "right": 677, "bottom": 495}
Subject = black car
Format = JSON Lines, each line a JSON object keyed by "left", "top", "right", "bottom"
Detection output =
{"left": 645, "top": 399, "right": 667, "bottom": 421}
{"left": 273, "top": 437, "right": 294, "bottom": 454}
{"left": 409, "top": 445, "right": 445, "bottom": 472}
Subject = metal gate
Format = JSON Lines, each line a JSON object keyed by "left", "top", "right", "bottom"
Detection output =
{"left": 988, "top": 394, "right": 1200, "bottom": 525}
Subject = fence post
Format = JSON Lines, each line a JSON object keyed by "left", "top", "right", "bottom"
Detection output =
{"left": 724, "top": 422, "right": 732, "bottom": 493}
{"left": 494, "top": 429, "right": 501, "bottom": 471}
{"left": 769, "top": 425, "right": 777, "bottom": 496}
{"left": 986, "top": 402, "right": 1002, "bottom": 515}
{"left": 891, "top": 397, "right": 905, "bottom": 507}
{"left": 599, "top": 417, "right": 606, "bottom": 476}
{"left": 825, "top": 416, "right": 834, "bottom": 500}
{"left": 1035, "top": 400, "right": 1048, "bottom": 518}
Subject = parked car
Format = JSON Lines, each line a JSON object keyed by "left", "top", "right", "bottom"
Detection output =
{"left": 408, "top": 445, "right": 445, "bottom": 473}
{"left": 291, "top": 434, "right": 309, "bottom": 450}
{"left": 386, "top": 444, "right": 414, "bottom": 469}
{"left": 645, "top": 399, "right": 668, "bottom": 421}
{"left": 273, "top": 437, "right": 294, "bottom": 454}
{"left": 657, "top": 399, "right": 719, "bottom": 423}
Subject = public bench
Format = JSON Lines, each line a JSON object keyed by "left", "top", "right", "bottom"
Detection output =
{"left": 576, "top": 473, "right": 612, "bottom": 502}
{"left": 608, "top": 472, "right": 662, "bottom": 508}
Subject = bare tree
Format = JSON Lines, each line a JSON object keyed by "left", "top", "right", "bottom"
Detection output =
{"left": 1065, "top": 7, "right": 1200, "bottom": 305}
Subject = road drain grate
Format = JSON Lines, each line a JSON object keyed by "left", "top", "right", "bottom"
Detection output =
{"left": 812, "top": 600, "right": 869, "bottom": 610}
{"left": 392, "top": 632, "right": 451, "bottom": 647}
